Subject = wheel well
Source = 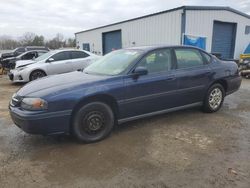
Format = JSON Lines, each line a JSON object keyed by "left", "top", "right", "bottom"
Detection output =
{"left": 29, "top": 69, "right": 47, "bottom": 81}
{"left": 70, "top": 94, "right": 119, "bottom": 129}
{"left": 212, "top": 79, "right": 228, "bottom": 92}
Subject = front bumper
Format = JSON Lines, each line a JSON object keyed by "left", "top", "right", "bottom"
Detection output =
{"left": 9, "top": 106, "right": 72, "bottom": 135}
{"left": 8, "top": 70, "right": 28, "bottom": 83}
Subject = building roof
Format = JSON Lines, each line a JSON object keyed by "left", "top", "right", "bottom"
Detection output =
{"left": 75, "top": 6, "right": 250, "bottom": 35}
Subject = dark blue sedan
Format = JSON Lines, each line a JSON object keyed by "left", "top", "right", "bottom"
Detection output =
{"left": 9, "top": 46, "right": 241, "bottom": 142}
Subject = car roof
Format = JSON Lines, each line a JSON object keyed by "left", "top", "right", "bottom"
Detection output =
{"left": 125, "top": 45, "right": 208, "bottom": 53}
{"left": 53, "top": 48, "right": 93, "bottom": 55}
{"left": 18, "top": 50, "right": 48, "bottom": 57}
{"left": 26, "top": 49, "right": 48, "bottom": 53}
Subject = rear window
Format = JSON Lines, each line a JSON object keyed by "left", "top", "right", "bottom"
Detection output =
{"left": 16, "top": 47, "right": 25, "bottom": 53}
{"left": 52, "top": 51, "right": 71, "bottom": 61}
{"left": 71, "top": 51, "right": 89, "bottom": 59}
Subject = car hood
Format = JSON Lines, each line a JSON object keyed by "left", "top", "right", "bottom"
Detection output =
{"left": 17, "top": 71, "right": 113, "bottom": 96}
{"left": 1, "top": 51, "right": 15, "bottom": 58}
{"left": 15, "top": 60, "right": 35, "bottom": 68}
{"left": 2, "top": 57, "right": 16, "bottom": 61}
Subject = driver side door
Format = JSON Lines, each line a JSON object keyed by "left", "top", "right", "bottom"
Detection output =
{"left": 119, "top": 48, "right": 178, "bottom": 119}
{"left": 46, "top": 51, "right": 73, "bottom": 75}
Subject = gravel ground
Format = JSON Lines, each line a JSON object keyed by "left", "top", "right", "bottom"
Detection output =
{"left": 0, "top": 75, "right": 249, "bottom": 188}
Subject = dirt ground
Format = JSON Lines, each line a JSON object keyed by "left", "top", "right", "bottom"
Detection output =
{"left": 0, "top": 75, "right": 250, "bottom": 188}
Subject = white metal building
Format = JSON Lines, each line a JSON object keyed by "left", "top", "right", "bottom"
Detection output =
{"left": 75, "top": 6, "right": 250, "bottom": 59}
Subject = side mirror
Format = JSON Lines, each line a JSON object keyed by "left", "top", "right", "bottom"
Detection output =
{"left": 47, "top": 58, "right": 54, "bottom": 63}
{"left": 133, "top": 66, "right": 148, "bottom": 77}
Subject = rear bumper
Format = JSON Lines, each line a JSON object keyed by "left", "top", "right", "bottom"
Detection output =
{"left": 240, "top": 70, "right": 250, "bottom": 76}
{"left": 9, "top": 106, "right": 72, "bottom": 135}
{"left": 226, "top": 76, "right": 242, "bottom": 95}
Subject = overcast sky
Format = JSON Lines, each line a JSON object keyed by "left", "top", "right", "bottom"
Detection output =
{"left": 0, "top": 0, "right": 249, "bottom": 39}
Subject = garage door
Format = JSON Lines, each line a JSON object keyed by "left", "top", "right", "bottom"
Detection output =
{"left": 211, "top": 21, "right": 236, "bottom": 59}
{"left": 102, "top": 30, "right": 122, "bottom": 55}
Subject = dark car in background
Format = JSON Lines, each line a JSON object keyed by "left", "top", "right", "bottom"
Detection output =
{"left": 1, "top": 50, "right": 48, "bottom": 69}
{"left": 9, "top": 45, "right": 241, "bottom": 143}
{"left": 0, "top": 46, "right": 49, "bottom": 59}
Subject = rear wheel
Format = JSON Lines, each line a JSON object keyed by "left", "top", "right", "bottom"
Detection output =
{"left": 72, "top": 102, "right": 114, "bottom": 143}
{"left": 30, "top": 70, "right": 46, "bottom": 81}
{"left": 203, "top": 84, "right": 225, "bottom": 113}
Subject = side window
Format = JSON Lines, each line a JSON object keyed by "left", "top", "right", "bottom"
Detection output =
{"left": 201, "top": 51, "right": 211, "bottom": 63}
{"left": 137, "top": 49, "right": 172, "bottom": 74}
{"left": 71, "top": 51, "right": 89, "bottom": 59}
{"left": 38, "top": 51, "right": 46, "bottom": 57}
{"left": 175, "top": 48, "right": 204, "bottom": 69}
{"left": 16, "top": 48, "right": 25, "bottom": 53}
{"left": 22, "top": 52, "right": 36, "bottom": 60}
{"left": 51, "top": 52, "right": 70, "bottom": 61}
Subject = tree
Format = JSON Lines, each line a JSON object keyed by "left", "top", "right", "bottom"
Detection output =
{"left": 0, "top": 35, "right": 20, "bottom": 50}
{"left": 0, "top": 32, "right": 75, "bottom": 50}
{"left": 66, "top": 38, "right": 76, "bottom": 47}
{"left": 45, "top": 33, "right": 65, "bottom": 49}
{"left": 21, "top": 32, "right": 36, "bottom": 46}
{"left": 33, "top": 35, "right": 45, "bottom": 46}
{"left": 55, "top": 33, "right": 64, "bottom": 43}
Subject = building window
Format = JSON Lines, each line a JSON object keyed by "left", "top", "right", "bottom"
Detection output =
{"left": 245, "top": 26, "right": 250, "bottom": 34}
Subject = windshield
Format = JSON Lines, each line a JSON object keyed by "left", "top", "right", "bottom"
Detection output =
{"left": 34, "top": 51, "right": 54, "bottom": 62}
{"left": 84, "top": 49, "right": 142, "bottom": 75}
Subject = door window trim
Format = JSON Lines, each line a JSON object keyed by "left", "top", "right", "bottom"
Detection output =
{"left": 172, "top": 47, "right": 209, "bottom": 70}
{"left": 50, "top": 51, "right": 71, "bottom": 62}
{"left": 128, "top": 47, "right": 175, "bottom": 76}
{"left": 70, "top": 51, "right": 89, "bottom": 59}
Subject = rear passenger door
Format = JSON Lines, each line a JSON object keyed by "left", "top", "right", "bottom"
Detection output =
{"left": 47, "top": 51, "right": 73, "bottom": 74}
{"left": 173, "top": 48, "right": 212, "bottom": 106}
{"left": 70, "top": 51, "right": 91, "bottom": 70}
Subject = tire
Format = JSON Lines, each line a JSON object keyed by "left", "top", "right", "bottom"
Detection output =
{"left": 72, "top": 102, "right": 114, "bottom": 143}
{"left": 203, "top": 83, "right": 225, "bottom": 113}
{"left": 29, "top": 70, "right": 46, "bottom": 81}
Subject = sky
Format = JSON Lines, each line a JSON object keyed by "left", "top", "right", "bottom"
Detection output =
{"left": 0, "top": 0, "right": 249, "bottom": 39}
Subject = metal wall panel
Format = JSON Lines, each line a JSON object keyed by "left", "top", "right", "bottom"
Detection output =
{"left": 76, "top": 10, "right": 183, "bottom": 55}
{"left": 185, "top": 10, "right": 250, "bottom": 59}
{"left": 76, "top": 8, "right": 250, "bottom": 59}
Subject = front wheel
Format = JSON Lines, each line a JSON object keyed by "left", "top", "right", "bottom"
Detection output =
{"left": 30, "top": 70, "right": 46, "bottom": 81}
{"left": 72, "top": 102, "right": 114, "bottom": 143}
{"left": 203, "top": 84, "right": 225, "bottom": 113}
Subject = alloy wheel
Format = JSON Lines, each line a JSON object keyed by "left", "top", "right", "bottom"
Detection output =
{"left": 208, "top": 88, "right": 222, "bottom": 110}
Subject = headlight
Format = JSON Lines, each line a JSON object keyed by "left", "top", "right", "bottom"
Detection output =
{"left": 21, "top": 98, "right": 48, "bottom": 111}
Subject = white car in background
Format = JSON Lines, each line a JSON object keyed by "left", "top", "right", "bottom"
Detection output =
{"left": 9, "top": 49, "right": 100, "bottom": 82}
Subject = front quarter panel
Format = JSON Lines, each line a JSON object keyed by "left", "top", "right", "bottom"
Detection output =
{"left": 32, "top": 76, "right": 125, "bottom": 114}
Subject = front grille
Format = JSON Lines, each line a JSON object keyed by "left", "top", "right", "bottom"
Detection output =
{"left": 11, "top": 94, "right": 22, "bottom": 107}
